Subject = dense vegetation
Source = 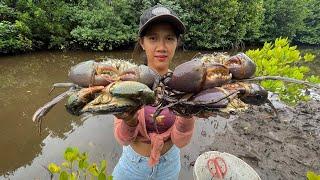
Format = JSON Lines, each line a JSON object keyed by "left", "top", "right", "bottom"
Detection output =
{"left": 246, "top": 38, "right": 320, "bottom": 104}
{"left": 1, "top": 0, "right": 319, "bottom": 54}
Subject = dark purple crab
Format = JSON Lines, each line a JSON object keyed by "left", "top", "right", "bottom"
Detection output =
{"left": 223, "top": 53, "right": 256, "bottom": 79}
{"left": 68, "top": 59, "right": 160, "bottom": 89}
{"left": 158, "top": 82, "right": 270, "bottom": 118}
{"left": 164, "top": 58, "right": 232, "bottom": 93}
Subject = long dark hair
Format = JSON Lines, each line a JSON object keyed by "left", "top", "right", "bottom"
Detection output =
{"left": 132, "top": 38, "right": 147, "bottom": 65}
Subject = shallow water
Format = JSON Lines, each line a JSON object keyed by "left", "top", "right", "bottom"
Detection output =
{"left": 0, "top": 48, "right": 319, "bottom": 179}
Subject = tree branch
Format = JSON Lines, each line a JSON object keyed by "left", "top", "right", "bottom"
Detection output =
{"left": 235, "top": 76, "right": 320, "bottom": 89}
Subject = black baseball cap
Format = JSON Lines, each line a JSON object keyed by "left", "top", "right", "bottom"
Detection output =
{"left": 138, "top": 4, "right": 186, "bottom": 37}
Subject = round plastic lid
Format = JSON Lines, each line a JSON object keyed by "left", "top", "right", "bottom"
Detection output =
{"left": 193, "top": 151, "right": 261, "bottom": 180}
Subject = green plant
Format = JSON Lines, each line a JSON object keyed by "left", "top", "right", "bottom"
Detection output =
{"left": 307, "top": 171, "right": 320, "bottom": 180}
{"left": 246, "top": 37, "right": 320, "bottom": 105}
{"left": 0, "top": 20, "right": 32, "bottom": 53}
{"left": 47, "top": 147, "right": 112, "bottom": 180}
{"left": 296, "top": 0, "right": 320, "bottom": 45}
{"left": 260, "top": 0, "right": 308, "bottom": 43}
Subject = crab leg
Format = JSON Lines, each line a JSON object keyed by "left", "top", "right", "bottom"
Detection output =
{"left": 32, "top": 87, "right": 77, "bottom": 134}
{"left": 49, "top": 83, "right": 78, "bottom": 94}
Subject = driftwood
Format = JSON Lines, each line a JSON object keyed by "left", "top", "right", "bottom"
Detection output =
{"left": 237, "top": 76, "right": 320, "bottom": 89}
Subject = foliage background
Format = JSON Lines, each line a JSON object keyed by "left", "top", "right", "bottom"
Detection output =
{"left": 1, "top": 0, "right": 319, "bottom": 54}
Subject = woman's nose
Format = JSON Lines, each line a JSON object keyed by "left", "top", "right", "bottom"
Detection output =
{"left": 156, "top": 39, "right": 167, "bottom": 52}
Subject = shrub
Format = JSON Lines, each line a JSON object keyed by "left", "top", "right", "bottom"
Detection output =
{"left": 246, "top": 37, "right": 320, "bottom": 105}
{"left": 47, "top": 147, "right": 112, "bottom": 180}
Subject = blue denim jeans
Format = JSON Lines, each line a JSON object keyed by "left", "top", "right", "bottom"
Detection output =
{"left": 112, "top": 145, "right": 181, "bottom": 180}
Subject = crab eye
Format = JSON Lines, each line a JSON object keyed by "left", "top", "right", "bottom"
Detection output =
{"left": 255, "top": 94, "right": 262, "bottom": 100}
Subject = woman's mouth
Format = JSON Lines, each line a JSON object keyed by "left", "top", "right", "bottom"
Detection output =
{"left": 155, "top": 55, "right": 168, "bottom": 62}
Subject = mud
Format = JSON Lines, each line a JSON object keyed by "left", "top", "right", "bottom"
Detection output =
{"left": 187, "top": 98, "right": 320, "bottom": 179}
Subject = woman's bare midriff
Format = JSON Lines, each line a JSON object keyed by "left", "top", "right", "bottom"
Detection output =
{"left": 130, "top": 140, "right": 173, "bottom": 157}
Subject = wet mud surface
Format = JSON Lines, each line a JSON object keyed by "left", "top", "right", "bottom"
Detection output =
{"left": 181, "top": 99, "right": 320, "bottom": 180}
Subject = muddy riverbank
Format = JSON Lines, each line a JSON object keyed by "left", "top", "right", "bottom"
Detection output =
{"left": 181, "top": 98, "right": 320, "bottom": 179}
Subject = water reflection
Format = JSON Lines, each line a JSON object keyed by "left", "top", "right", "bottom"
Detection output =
{"left": 2, "top": 114, "right": 121, "bottom": 179}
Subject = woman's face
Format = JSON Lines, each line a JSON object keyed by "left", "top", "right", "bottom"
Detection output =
{"left": 140, "top": 23, "right": 178, "bottom": 75}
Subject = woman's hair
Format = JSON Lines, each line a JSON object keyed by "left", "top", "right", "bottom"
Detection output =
{"left": 132, "top": 39, "right": 146, "bottom": 64}
{"left": 132, "top": 21, "right": 182, "bottom": 65}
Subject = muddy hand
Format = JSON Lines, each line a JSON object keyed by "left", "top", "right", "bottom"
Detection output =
{"left": 114, "top": 106, "right": 141, "bottom": 126}
{"left": 196, "top": 111, "right": 217, "bottom": 118}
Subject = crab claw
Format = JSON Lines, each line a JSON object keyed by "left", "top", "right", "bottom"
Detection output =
{"left": 119, "top": 65, "right": 160, "bottom": 89}
{"left": 65, "top": 86, "right": 105, "bottom": 115}
{"left": 224, "top": 53, "right": 256, "bottom": 79}
{"left": 81, "top": 92, "right": 139, "bottom": 114}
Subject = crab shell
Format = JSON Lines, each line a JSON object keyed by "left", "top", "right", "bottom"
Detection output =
{"left": 81, "top": 81, "right": 155, "bottom": 114}
{"left": 108, "top": 81, "right": 155, "bottom": 105}
{"left": 166, "top": 58, "right": 231, "bottom": 93}
{"left": 68, "top": 60, "right": 116, "bottom": 87}
{"left": 191, "top": 87, "right": 232, "bottom": 108}
{"left": 119, "top": 65, "right": 160, "bottom": 89}
{"left": 224, "top": 53, "right": 256, "bottom": 79}
{"left": 222, "top": 82, "right": 268, "bottom": 105}
{"left": 68, "top": 60, "right": 97, "bottom": 87}
{"left": 168, "top": 87, "right": 235, "bottom": 117}
{"left": 81, "top": 92, "right": 139, "bottom": 114}
{"left": 65, "top": 86, "right": 105, "bottom": 115}
{"left": 68, "top": 60, "right": 159, "bottom": 89}
{"left": 239, "top": 83, "right": 268, "bottom": 105}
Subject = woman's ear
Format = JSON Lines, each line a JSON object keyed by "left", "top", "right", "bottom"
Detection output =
{"left": 139, "top": 38, "right": 145, "bottom": 50}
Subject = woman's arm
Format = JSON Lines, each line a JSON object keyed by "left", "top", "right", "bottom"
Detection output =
{"left": 170, "top": 116, "right": 195, "bottom": 148}
{"left": 113, "top": 111, "right": 140, "bottom": 146}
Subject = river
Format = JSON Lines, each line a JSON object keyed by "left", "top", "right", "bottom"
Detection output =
{"left": 0, "top": 48, "right": 319, "bottom": 179}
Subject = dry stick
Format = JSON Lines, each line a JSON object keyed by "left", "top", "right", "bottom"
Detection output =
{"left": 236, "top": 76, "right": 320, "bottom": 89}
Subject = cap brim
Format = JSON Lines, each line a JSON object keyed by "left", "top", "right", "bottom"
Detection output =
{"left": 139, "top": 14, "right": 185, "bottom": 36}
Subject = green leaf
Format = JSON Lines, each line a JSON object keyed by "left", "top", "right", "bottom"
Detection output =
{"left": 306, "top": 171, "right": 320, "bottom": 180}
{"left": 307, "top": 75, "right": 320, "bottom": 83}
{"left": 59, "top": 171, "right": 69, "bottom": 180}
{"left": 48, "top": 163, "right": 61, "bottom": 174}
{"left": 100, "top": 160, "right": 107, "bottom": 173}
{"left": 88, "top": 163, "right": 99, "bottom": 176}
{"left": 69, "top": 172, "right": 77, "bottom": 180}
{"left": 79, "top": 159, "right": 89, "bottom": 170}
{"left": 61, "top": 161, "right": 70, "bottom": 169}
{"left": 64, "top": 147, "right": 79, "bottom": 162}
{"left": 98, "top": 173, "right": 107, "bottom": 180}
{"left": 304, "top": 53, "right": 315, "bottom": 62}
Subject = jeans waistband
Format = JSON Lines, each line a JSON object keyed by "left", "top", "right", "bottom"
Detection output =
{"left": 123, "top": 144, "right": 179, "bottom": 163}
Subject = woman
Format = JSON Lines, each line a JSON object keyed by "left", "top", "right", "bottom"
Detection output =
{"left": 112, "top": 4, "right": 195, "bottom": 180}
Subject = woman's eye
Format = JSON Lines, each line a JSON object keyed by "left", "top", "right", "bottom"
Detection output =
{"left": 167, "top": 37, "right": 176, "bottom": 41}
{"left": 148, "top": 36, "right": 156, "bottom": 41}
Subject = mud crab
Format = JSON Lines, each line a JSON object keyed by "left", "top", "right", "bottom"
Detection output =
{"left": 80, "top": 81, "right": 154, "bottom": 114}
{"left": 162, "top": 53, "right": 256, "bottom": 94}
{"left": 69, "top": 59, "right": 160, "bottom": 88}
{"left": 200, "top": 52, "right": 256, "bottom": 79}
{"left": 33, "top": 58, "right": 159, "bottom": 127}
{"left": 153, "top": 81, "right": 270, "bottom": 118}
{"left": 224, "top": 53, "right": 256, "bottom": 79}
{"left": 164, "top": 58, "right": 232, "bottom": 93}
